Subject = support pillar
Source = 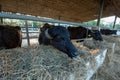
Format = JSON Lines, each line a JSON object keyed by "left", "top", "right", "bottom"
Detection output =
{"left": 113, "top": 16, "right": 117, "bottom": 29}
{"left": 0, "top": 4, "right": 3, "bottom": 24}
{"left": 25, "top": 20, "right": 30, "bottom": 46}
{"left": 96, "top": 0, "right": 105, "bottom": 29}
{"left": 58, "top": 16, "right": 61, "bottom": 26}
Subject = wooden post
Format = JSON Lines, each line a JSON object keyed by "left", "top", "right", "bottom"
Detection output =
{"left": 25, "top": 20, "right": 30, "bottom": 46}
{"left": 96, "top": 0, "right": 105, "bottom": 28}
{"left": 58, "top": 16, "right": 61, "bottom": 26}
{"left": 0, "top": 4, "right": 3, "bottom": 24}
{"left": 113, "top": 16, "right": 117, "bottom": 29}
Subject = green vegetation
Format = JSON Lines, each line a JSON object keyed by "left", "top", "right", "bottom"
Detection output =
{"left": 83, "top": 20, "right": 120, "bottom": 30}
{"left": 82, "top": 20, "right": 104, "bottom": 29}
{"left": 1, "top": 18, "right": 42, "bottom": 28}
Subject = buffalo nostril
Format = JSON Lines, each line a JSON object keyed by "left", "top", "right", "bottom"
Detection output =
{"left": 72, "top": 56, "right": 81, "bottom": 62}
{"left": 69, "top": 52, "right": 79, "bottom": 58}
{"left": 73, "top": 52, "right": 79, "bottom": 56}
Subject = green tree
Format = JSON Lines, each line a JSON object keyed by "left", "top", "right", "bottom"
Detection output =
{"left": 114, "top": 24, "right": 120, "bottom": 29}
{"left": 18, "top": 20, "right": 25, "bottom": 26}
{"left": 82, "top": 20, "right": 105, "bottom": 28}
{"left": 83, "top": 21, "right": 97, "bottom": 27}
{"left": 33, "top": 21, "right": 41, "bottom": 28}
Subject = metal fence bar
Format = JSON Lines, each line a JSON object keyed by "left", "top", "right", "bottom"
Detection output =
{"left": 22, "top": 32, "right": 39, "bottom": 33}
{"left": 0, "top": 12, "right": 82, "bottom": 26}
{"left": 22, "top": 36, "right": 38, "bottom": 39}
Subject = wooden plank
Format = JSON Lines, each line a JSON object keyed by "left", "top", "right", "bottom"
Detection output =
{"left": 71, "top": 38, "right": 92, "bottom": 42}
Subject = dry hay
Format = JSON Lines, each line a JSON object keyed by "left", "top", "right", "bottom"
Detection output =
{"left": 91, "top": 35, "right": 120, "bottom": 80}
{"left": 0, "top": 38, "right": 114, "bottom": 80}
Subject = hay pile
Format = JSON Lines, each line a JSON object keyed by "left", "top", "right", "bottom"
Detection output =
{"left": 92, "top": 35, "right": 120, "bottom": 80}
{"left": 0, "top": 37, "right": 116, "bottom": 80}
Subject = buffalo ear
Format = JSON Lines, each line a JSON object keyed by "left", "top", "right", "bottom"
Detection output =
{"left": 40, "top": 23, "right": 51, "bottom": 31}
{"left": 43, "top": 23, "right": 51, "bottom": 29}
{"left": 40, "top": 28, "right": 43, "bottom": 31}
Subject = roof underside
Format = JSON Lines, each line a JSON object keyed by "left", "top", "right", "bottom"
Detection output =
{"left": 0, "top": 0, "right": 120, "bottom": 22}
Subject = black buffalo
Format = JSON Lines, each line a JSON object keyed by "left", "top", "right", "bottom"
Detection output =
{"left": 67, "top": 26, "right": 103, "bottom": 41}
{"left": 38, "top": 23, "right": 79, "bottom": 58}
{"left": 100, "top": 29, "right": 117, "bottom": 35}
{"left": 0, "top": 25, "right": 22, "bottom": 49}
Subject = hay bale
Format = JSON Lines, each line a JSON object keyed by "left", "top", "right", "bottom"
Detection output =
{"left": 0, "top": 40, "right": 110, "bottom": 80}
{"left": 92, "top": 35, "right": 120, "bottom": 80}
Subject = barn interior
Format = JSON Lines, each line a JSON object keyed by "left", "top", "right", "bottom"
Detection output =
{"left": 0, "top": 0, "right": 120, "bottom": 80}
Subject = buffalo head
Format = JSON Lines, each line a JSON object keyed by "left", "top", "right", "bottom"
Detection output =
{"left": 90, "top": 30, "right": 103, "bottom": 41}
{"left": 38, "top": 23, "right": 79, "bottom": 58}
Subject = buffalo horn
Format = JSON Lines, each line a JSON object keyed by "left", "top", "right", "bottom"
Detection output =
{"left": 45, "top": 29, "right": 53, "bottom": 39}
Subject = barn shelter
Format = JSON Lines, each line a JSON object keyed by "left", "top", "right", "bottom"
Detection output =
{"left": 0, "top": 0, "right": 120, "bottom": 23}
{"left": 0, "top": 1, "right": 120, "bottom": 80}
